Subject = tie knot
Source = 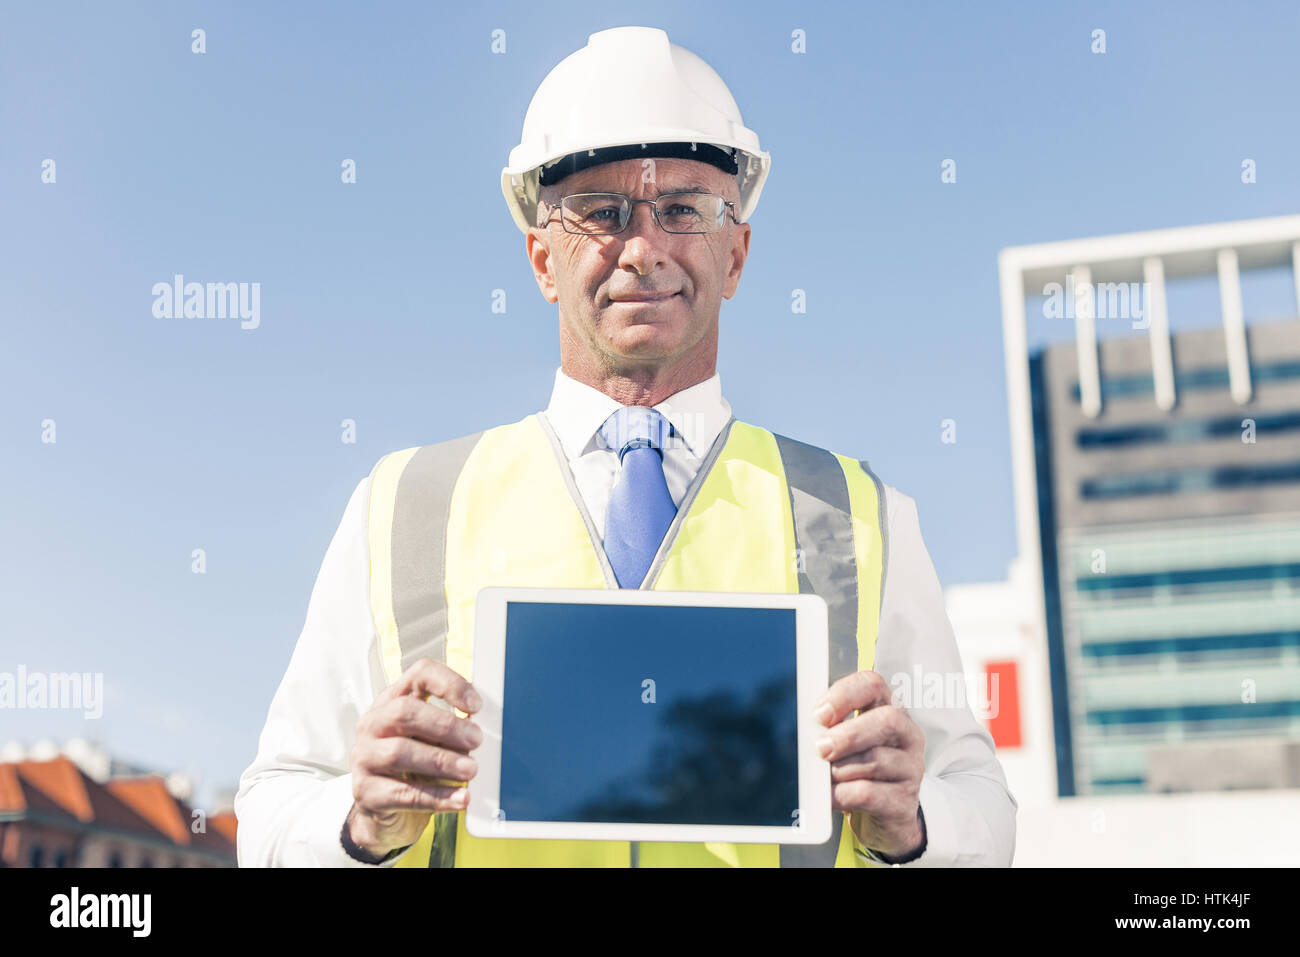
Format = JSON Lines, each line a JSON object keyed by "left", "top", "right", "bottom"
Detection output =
{"left": 599, "top": 406, "right": 673, "bottom": 462}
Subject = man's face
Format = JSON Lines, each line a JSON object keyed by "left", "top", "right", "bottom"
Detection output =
{"left": 526, "top": 157, "right": 751, "bottom": 374}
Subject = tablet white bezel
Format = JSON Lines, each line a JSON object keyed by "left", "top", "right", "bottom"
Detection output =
{"left": 466, "top": 586, "right": 831, "bottom": 845}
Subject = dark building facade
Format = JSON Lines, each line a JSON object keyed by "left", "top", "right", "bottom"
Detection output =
{"left": 1030, "top": 316, "right": 1300, "bottom": 796}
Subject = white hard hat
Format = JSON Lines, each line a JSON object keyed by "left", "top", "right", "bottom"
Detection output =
{"left": 501, "top": 26, "right": 771, "bottom": 233}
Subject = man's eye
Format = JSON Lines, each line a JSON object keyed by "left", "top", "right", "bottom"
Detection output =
{"left": 587, "top": 206, "right": 621, "bottom": 221}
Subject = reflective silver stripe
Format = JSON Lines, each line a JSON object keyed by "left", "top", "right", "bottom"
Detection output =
{"left": 389, "top": 432, "right": 483, "bottom": 869}
{"left": 391, "top": 432, "right": 483, "bottom": 676}
{"left": 772, "top": 432, "right": 858, "bottom": 868}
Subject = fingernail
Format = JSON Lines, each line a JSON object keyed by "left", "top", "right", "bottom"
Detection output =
{"left": 466, "top": 689, "right": 483, "bottom": 712}
{"left": 455, "top": 757, "right": 477, "bottom": 778}
{"left": 814, "top": 702, "right": 834, "bottom": 724}
{"left": 816, "top": 736, "right": 833, "bottom": 759}
{"left": 467, "top": 724, "right": 484, "bottom": 748}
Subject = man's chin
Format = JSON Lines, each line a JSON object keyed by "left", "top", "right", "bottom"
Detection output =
{"left": 594, "top": 333, "right": 683, "bottom": 366}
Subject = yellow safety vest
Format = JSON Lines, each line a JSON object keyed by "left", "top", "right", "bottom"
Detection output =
{"left": 365, "top": 412, "right": 889, "bottom": 867}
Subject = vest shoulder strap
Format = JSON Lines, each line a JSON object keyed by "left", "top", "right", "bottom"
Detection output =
{"left": 367, "top": 430, "right": 486, "bottom": 685}
{"left": 767, "top": 429, "right": 888, "bottom": 868}
{"left": 768, "top": 429, "right": 889, "bottom": 670}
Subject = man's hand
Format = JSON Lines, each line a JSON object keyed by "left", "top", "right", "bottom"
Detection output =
{"left": 346, "top": 658, "right": 484, "bottom": 860}
{"left": 813, "top": 669, "right": 926, "bottom": 860}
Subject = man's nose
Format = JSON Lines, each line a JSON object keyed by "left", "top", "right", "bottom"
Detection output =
{"left": 617, "top": 200, "right": 669, "bottom": 271}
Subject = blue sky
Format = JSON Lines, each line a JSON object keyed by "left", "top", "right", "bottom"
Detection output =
{"left": 2, "top": 0, "right": 1298, "bottom": 806}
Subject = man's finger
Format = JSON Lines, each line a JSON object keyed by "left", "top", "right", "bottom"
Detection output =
{"left": 356, "top": 773, "right": 470, "bottom": 814}
{"left": 814, "top": 670, "right": 893, "bottom": 727}
{"left": 829, "top": 746, "right": 915, "bottom": 783}
{"left": 376, "top": 657, "right": 483, "bottom": 715}
{"left": 363, "top": 693, "right": 484, "bottom": 753}
{"left": 816, "top": 706, "right": 921, "bottom": 761}
{"left": 831, "top": 779, "right": 895, "bottom": 816}
{"left": 358, "top": 736, "right": 479, "bottom": 784}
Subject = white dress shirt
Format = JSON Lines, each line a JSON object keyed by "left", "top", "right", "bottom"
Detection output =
{"left": 546, "top": 367, "right": 734, "bottom": 542}
{"left": 235, "top": 367, "right": 1018, "bottom": 867}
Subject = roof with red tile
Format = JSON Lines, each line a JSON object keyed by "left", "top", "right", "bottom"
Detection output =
{"left": 0, "top": 765, "right": 24, "bottom": 812}
{"left": 106, "top": 777, "right": 191, "bottom": 844}
{"left": 0, "top": 757, "right": 235, "bottom": 859}
{"left": 0, "top": 762, "right": 76, "bottom": 820}
{"left": 208, "top": 811, "right": 238, "bottom": 844}
{"left": 11, "top": 756, "right": 94, "bottom": 820}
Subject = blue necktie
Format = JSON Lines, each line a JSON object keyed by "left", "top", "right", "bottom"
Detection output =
{"left": 598, "top": 406, "right": 678, "bottom": 588}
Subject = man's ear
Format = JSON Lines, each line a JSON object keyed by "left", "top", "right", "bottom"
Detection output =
{"left": 525, "top": 226, "right": 559, "bottom": 304}
{"left": 721, "top": 222, "right": 751, "bottom": 300}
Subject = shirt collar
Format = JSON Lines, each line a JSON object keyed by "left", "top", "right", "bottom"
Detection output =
{"left": 544, "top": 366, "right": 732, "bottom": 459}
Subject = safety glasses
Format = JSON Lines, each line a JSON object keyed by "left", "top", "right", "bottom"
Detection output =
{"left": 540, "top": 191, "right": 740, "bottom": 235}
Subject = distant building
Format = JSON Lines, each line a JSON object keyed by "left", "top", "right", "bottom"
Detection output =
{"left": 998, "top": 213, "right": 1300, "bottom": 798}
{"left": 0, "top": 741, "right": 236, "bottom": 867}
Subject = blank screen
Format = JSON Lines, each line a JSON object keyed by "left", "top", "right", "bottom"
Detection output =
{"left": 499, "top": 601, "right": 799, "bottom": 826}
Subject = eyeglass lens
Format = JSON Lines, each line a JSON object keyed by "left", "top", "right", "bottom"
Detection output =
{"left": 558, "top": 192, "right": 727, "bottom": 234}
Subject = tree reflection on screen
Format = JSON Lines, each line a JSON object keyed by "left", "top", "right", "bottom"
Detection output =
{"left": 573, "top": 674, "right": 798, "bottom": 826}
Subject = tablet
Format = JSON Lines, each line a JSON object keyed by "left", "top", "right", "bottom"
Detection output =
{"left": 466, "top": 586, "right": 831, "bottom": 844}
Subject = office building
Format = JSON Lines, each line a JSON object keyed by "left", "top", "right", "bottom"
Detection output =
{"left": 998, "top": 214, "right": 1300, "bottom": 797}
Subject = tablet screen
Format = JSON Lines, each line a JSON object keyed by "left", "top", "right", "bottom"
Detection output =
{"left": 499, "top": 600, "right": 799, "bottom": 827}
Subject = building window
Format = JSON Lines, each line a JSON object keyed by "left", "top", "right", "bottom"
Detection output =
{"left": 1071, "top": 358, "right": 1300, "bottom": 402}
{"left": 54, "top": 848, "right": 70, "bottom": 868}
{"left": 1080, "top": 460, "right": 1300, "bottom": 500}
{"left": 29, "top": 845, "right": 44, "bottom": 868}
{"left": 140, "top": 856, "right": 153, "bottom": 868}
{"left": 108, "top": 851, "right": 123, "bottom": 868}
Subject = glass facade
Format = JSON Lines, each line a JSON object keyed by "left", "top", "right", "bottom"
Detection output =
{"left": 1062, "top": 518, "right": 1300, "bottom": 793}
{"left": 1030, "top": 318, "right": 1300, "bottom": 796}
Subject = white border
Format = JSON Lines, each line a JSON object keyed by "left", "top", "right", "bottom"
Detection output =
{"left": 466, "top": 586, "right": 831, "bottom": 844}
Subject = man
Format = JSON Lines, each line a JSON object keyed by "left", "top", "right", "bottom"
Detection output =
{"left": 236, "top": 26, "right": 1016, "bottom": 868}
